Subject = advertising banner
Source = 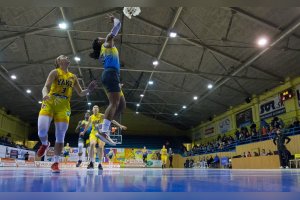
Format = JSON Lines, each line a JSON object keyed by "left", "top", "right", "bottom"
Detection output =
{"left": 218, "top": 117, "right": 231, "bottom": 134}
{"left": 236, "top": 108, "right": 253, "bottom": 128}
{"left": 259, "top": 95, "right": 286, "bottom": 119}
{"left": 204, "top": 124, "right": 215, "bottom": 138}
{"left": 1, "top": 147, "right": 164, "bottom": 168}
{"left": 0, "top": 145, "right": 35, "bottom": 160}
{"left": 0, "top": 158, "right": 17, "bottom": 167}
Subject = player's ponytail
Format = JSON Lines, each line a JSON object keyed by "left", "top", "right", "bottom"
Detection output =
{"left": 89, "top": 38, "right": 101, "bottom": 60}
{"left": 54, "top": 57, "right": 59, "bottom": 68}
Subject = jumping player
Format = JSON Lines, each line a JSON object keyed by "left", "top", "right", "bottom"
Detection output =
{"left": 89, "top": 14, "right": 126, "bottom": 145}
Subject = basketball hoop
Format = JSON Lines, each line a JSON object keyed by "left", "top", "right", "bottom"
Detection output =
{"left": 123, "top": 7, "right": 141, "bottom": 19}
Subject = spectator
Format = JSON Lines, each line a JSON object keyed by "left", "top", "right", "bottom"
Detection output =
{"left": 189, "top": 158, "right": 194, "bottom": 168}
{"left": 247, "top": 151, "right": 252, "bottom": 157}
{"left": 200, "top": 157, "right": 207, "bottom": 168}
{"left": 289, "top": 119, "right": 300, "bottom": 134}
{"left": 24, "top": 152, "right": 29, "bottom": 161}
{"left": 293, "top": 119, "right": 300, "bottom": 129}
{"left": 207, "top": 156, "right": 213, "bottom": 166}
{"left": 253, "top": 151, "right": 259, "bottom": 156}
{"left": 235, "top": 129, "right": 240, "bottom": 141}
{"left": 184, "top": 158, "right": 190, "bottom": 168}
{"left": 267, "top": 150, "right": 273, "bottom": 156}
{"left": 267, "top": 127, "right": 274, "bottom": 139}
{"left": 271, "top": 117, "right": 284, "bottom": 130}
{"left": 245, "top": 131, "right": 251, "bottom": 140}
{"left": 250, "top": 122, "right": 256, "bottom": 132}
{"left": 212, "top": 154, "right": 220, "bottom": 168}
{"left": 250, "top": 123, "right": 258, "bottom": 138}
{"left": 260, "top": 119, "right": 270, "bottom": 136}
{"left": 260, "top": 149, "right": 267, "bottom": 156}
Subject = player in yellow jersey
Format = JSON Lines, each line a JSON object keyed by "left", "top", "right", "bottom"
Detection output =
{"left": 80, "top": 105, "right": 127, "bottom": 170}
{"left": 160, "top": 145, "right": 168, "bottom": 169}
{"left": 36, "top": 55, "right": 97, "bottom": 173}
{"left": 89, "top": 14, "right": 126, "bottom": 145}
{"left": 63, "top": 143, "right": 72, "bottom": 163}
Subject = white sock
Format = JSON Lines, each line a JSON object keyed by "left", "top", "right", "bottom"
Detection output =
{"left": 42, "top": 140, "right": 48, "bottom": 145}
{"left": 101, "top": 119, "right": 111, "bottom": 133}
{"left": 54, "top": 155, "right": 60, "bottom": 163}
{"left": 91, "top": 157, "right": 95, "bottom": 162}
{"left": 79, "top": 155, "right": 82, "bottom": 160}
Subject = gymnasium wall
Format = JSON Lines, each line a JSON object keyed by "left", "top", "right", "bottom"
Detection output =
{"left": 191, "top": 77, "right": 300, "bottom": 144}
{"left": 0, "top": 108, "right": 30, "bottom": 144}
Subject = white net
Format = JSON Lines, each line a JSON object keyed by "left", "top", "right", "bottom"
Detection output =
{"left": 123, "top": 7, "right": 141, "bottom": 19}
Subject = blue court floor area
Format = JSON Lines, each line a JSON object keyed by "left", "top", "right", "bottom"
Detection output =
{"left": 0, "top": 167, "right": 300, "bottom": 192}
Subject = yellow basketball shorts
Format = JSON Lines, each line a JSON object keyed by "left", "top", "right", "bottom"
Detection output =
{"left": 89, "top": 131, "right": 102, "bottom": 145}
{"left": 161, "top": 155, "right": 167, "bottom": 163}
{"left": 39, "top": 97, "right": 71, "bottom": 123}
{"left": 104, "top": 88, "right": 124, "bottom": 97}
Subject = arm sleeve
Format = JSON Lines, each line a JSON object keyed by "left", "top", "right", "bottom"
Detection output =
{"left": 110, "top": 18, "right": 121, "bottom": 37}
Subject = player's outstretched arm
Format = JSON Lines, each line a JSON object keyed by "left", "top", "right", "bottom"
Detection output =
{"left": 104, "top": 14, "right": 121, "bottom": 48}
{"left": 74, "top": 75, "right": 97, "bottom": 97}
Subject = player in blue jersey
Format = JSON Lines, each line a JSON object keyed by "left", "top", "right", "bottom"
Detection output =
{"left": 75, "top": 112, "right": 92, "bottom": 167}
{"left": 89, "top": 14, "right": 125, "bottom": 146}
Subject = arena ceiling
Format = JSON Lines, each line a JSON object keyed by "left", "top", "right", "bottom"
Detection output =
{"left": 0, "top": 7, "right": 300, "bottom": 130}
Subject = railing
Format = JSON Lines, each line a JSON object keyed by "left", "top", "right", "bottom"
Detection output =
{"left": 183, "top": 127, "right": 300, "bottom": 157}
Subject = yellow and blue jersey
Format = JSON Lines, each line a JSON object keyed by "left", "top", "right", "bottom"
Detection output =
{"left": 100, "top": 44, "right": 120, "bottom": 71}
{"left": 63, "top": 146, "right": 71, "bottom": 157}
{"left": 79, "top": 120, "right": 92, "bottom": 142}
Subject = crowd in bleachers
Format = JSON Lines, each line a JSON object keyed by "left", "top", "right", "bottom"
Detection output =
{"left": 0, "top": 135, "right": 30, "bottom": 149}
{"left": 184, "top": 154, "right": 221, "bottom": 168}
{"left": 183, "top": 117, "right": 300, "bottom": 157}
{"left": 185, "top": 147, "right": 280, "bottom": 169}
